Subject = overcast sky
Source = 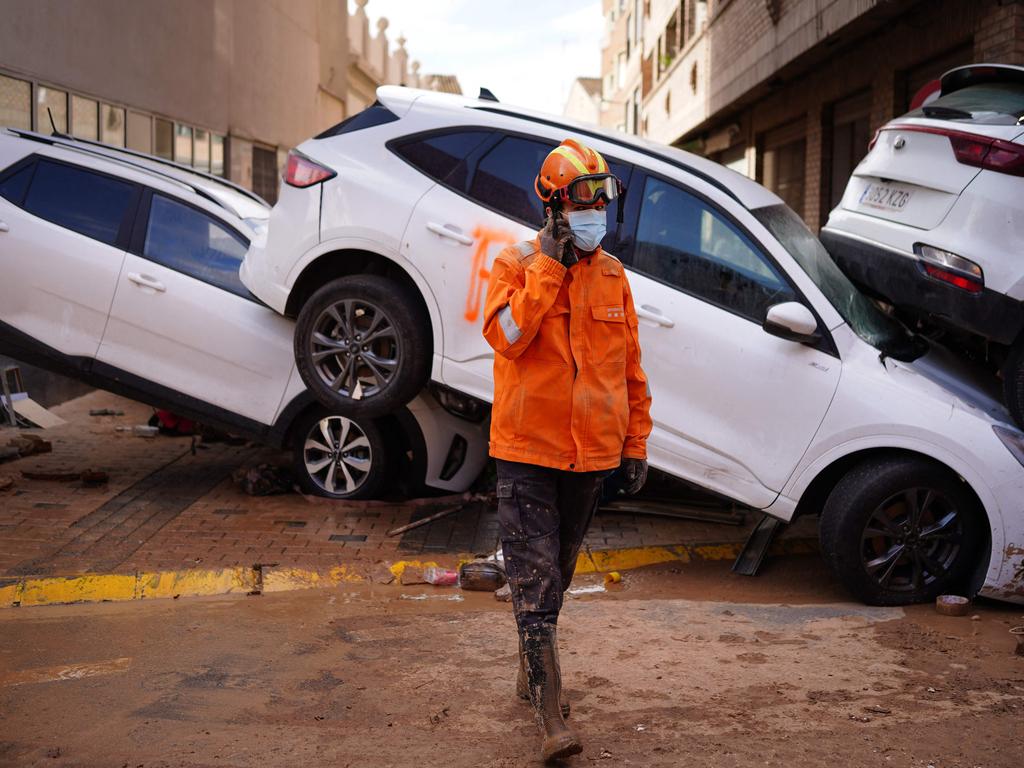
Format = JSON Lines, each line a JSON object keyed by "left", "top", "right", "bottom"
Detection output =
{"left": 359, "top": 0, "right": 604, "bottom": 115}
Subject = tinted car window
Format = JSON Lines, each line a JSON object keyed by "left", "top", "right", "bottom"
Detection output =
{"left": 23, "top": 160, "right": 136, "bottom": 245}
{"left": 633, "top": 176, "right": 796, "bottom": 322}
{"left": 468, "top": 136, "right": 555, "bottom": 227}
{"left": 144, "top": 194, "right": 249, "bottom": 297}
{"left": 395, "top": 130, "right": 491, "bottom": 189}
{"left": 0, "top": 163, "right": 33, "bottom": 206}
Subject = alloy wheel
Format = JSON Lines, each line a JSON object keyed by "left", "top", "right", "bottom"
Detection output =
{"left": 860, "top": 487, "right": 964, "bottom": 593}
{"left": 302, "top": 415, "right": 373, "bottom": 495}
{"left": 310, "top": 299, "right": 400, "bottom": 400}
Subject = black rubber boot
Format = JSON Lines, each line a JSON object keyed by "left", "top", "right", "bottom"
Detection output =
{"left": 522, "top": 623, "right": 582, "bottom": 761}
{"left": 517, "top": 636, "right": 570, "bottom": 717}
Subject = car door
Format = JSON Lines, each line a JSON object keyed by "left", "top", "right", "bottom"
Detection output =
{"left": 96, "top": 190, "right": 295, "bottom": 425}
{"left": 620, "top": 171, "right": 841, "bottom": 509}
{"left": 0, "top": 156, "right": 139, "bottom": 359}
{"left": 398, "top": 130, "right": 631, "bottom": 403}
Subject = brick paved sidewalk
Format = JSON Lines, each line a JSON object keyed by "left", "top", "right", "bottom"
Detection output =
{"left": 0, "top": 391, "right": 817, "bottom": 579}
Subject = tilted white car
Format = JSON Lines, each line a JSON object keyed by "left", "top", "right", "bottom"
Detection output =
{"left": 241, "top": 85, "right": 1024, "bottom": 606}
{"left": 821, "top": 64, "right": 1024, "bottom": 426}
{"left": 0, "top": 128, "right": 487, "bottom": 499}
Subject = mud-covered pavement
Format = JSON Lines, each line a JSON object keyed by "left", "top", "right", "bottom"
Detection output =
{"left": 1, "top": 556, "right": 1022, "bottom": 767}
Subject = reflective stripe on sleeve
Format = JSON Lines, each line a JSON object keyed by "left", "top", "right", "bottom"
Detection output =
{"left": 498, "top": 305, "right": 522, "bottom": 344}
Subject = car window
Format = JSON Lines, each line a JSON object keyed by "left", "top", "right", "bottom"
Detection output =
{"left": 394, "top": 130, "right": 492, "bottom": 190}
{"left": 0, "top": 163, "right": 33, "bottom": 206}
{"left": 632, "top": 176, "right": 796, "bottom": 322}
{"left": 908, "top": 82, "right": 1024, "bottom": 123}
{"left": 144, "top": 194, "right": 250, "bottom": 298}
{"left": 468, "top": 135, "right": 556, "bottom": 227}
{"left": 22, "top": 160, "right": 136, "bottom": 246}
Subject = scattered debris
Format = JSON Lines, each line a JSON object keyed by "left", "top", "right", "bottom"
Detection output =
{"left": 6, "top": 434, "right": 52, "bottom": 457}
{"left": 936, "top": 594, "right": 970, "bottom": 616}
{"left": 386, "top": 506, "right": 461, "bottom": 537}
{"left": 399, "top": 593, "right": 463, "bottom": 602}
{"left": 422, "top": 566, "right": 459, "bottom": 586}
{"left": 634, "top": 723, "right": 646, "bottom": 732}
{"left": 567, "top": 584, "right": 606, "bottom": 596}
{"left": 459, "top": 561, "right": 506, "bottom": 591}
{"left": 400, "top": 566, "right": 428, "bottom": 586}
{"left": 494, "top": 583, "right": 512, "bottom": 602}
{"left": 604, "top": 571, "right": 622, "bottom": 585}
{"left": 89, "top": 408, "right": 124, "bottom": 416}
{"left": 599, "top": 749, "right": 613, "bottom": 759}
{"left": 20, "top": 468, "right": 107, "bottom": 486}
{"left": 863, "top": 705, "right": 892, "bottom": 715}
{"left": 1011, "top": 626, "right": 1024, "bottom": 657}
{"left": 232, "top": 464, "right": 295, "bottom": 496}
{"left": 0, "top": 475, "right": 13, "bottom": 492}
{"left": 371, "top": 564, "right": 396, "bottom": 585}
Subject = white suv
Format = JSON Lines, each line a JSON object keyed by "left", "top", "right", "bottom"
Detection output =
{"left": 822, "top": 64, "right": 1024, "bottom": 426}
{"left": 241, "top": 86, "right": 1024, "bottom": 606}
{"left": 0, "top": 128, "right": 487, "bottom": 499}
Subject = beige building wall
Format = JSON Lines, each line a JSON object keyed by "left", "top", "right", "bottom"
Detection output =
{"left": 0, "top": 0, "right": 436, "bottom": 200}
{"left": 563, "top": 78, "right": 602, "bottom": 125}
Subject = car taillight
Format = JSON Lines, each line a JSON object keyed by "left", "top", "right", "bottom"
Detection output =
{"left": 882, "top": 125, "right": 1024, "bottom": 177}
{"left": 285, "top": 151, "right": 336, "bottom": 188}
{"left": 915, "top": 244, "right": 984, "bottom": 294}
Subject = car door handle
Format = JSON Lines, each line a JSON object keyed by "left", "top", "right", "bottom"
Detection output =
{"left": 426, "top": 222, "right": 474, "bottom": 245}
{"left": 0, "top": 221, "right": 9, "bottom": 233}
{"left": 127, "top": 272, "right": 166, "bottom": 292}
{"left": 636, "top": 304, "right": 674, "bottom": 328}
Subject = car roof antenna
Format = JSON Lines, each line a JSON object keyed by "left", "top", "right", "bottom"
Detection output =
{"left": 46, "top": 108, "right": 69, "bottom": 139}
{"left": 478, "top": 87, "right": 499, "bottom": 102}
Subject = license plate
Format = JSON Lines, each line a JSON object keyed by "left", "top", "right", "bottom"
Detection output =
{"left": 858, "top": 182, "right": 912, "bottom": 211}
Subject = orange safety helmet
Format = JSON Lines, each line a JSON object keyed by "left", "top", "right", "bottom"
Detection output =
{"left": 534, "top": 138, "right": 621, "bottom": 208}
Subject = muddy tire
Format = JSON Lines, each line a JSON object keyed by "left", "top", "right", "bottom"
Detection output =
{"left": 819, "top": 455, "right": 984, "bottom": 606}
{"left": 1001, "top": 334, "right": 1024, "bottom": 430}
{"left": 294, "top": 275, "right": 431, "bottom": 419}
{"left": 290, "top": 406, "right": 390, "bottom": 499}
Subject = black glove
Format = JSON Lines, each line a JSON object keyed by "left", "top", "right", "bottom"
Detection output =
{"left": 539, "top": 209, "right": 576, "bottom": 266}
{"left": 621, "top": 458, "right": 648, "bottom": 495}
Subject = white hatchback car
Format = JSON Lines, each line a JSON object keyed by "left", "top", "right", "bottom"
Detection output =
{"left": 241, "top": 85, "right": 1024, "bottom": 606}
{"left": 0, "top": 128, "right": 487, "bottom": 499}
{"left": 821, "top": 64, "right": 1024, "bottom": 426}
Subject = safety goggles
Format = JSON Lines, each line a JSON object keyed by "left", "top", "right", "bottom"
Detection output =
{"left": 555, "top": 173, "right": 623, "bottom": 206}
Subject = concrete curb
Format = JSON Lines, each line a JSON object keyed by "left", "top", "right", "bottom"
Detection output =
{"left": 0, "top": 537, "right": 819, "bottom": 609}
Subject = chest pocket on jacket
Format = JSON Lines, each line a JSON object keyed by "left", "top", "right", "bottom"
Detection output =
{"left": 590, "top": 304, "right": 627, "bottom": 364}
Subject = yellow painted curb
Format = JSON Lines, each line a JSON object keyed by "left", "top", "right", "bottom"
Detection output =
{"left": 0, "top": 538, "right": 819, "bottom": 608}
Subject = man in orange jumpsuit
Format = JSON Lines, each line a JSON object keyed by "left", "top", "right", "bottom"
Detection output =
{"left": 482, "top": 138, "right": 653, "bottom": 760}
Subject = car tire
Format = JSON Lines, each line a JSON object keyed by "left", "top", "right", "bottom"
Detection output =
{"left": 294, "top": 275, "right": 431, "bottom": 418}
{"left": 291, "top": 407, "right": 390, "bottom": 499}
{"left": 818, "top": 455, "right": 984, "bottom": 606}
{"left": 1001, "top": 334, "right": 1024, "bottom": 430}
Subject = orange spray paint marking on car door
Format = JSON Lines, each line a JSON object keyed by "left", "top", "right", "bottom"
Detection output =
{"left": 464, "top": 226, "right": 516, "bottom": 323}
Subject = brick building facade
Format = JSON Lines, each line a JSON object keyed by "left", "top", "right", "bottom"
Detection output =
{"left": 600, "top": 0, "right": 1024, "bottom": 230}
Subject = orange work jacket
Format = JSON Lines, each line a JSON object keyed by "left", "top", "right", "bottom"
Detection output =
{"left": 482, "top": 234, "right": 653, "bottom": 472}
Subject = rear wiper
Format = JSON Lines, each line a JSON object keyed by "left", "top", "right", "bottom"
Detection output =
{"left": 922, "top": 105, "right": 973, "bottom": 119}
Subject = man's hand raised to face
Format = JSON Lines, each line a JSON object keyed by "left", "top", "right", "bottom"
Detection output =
{"left": 539, "top": 209, "right": 576, "bottom": 267}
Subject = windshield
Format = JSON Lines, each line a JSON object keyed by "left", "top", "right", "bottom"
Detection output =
{"left": 908, "top": 82, "right": 1024, "bottom": 125}
{"left": 752, "top": 204, "right": 926, "bottom": 361}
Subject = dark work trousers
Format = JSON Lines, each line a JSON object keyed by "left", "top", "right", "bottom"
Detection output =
{"left": 496, "top": 459, "right": 612, "bottom": 631}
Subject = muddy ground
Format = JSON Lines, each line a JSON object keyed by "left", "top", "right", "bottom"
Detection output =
{"left": 1, "top": 556, "right": 1022, "bottom": 767}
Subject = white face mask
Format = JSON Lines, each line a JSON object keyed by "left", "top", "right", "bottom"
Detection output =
{"left": 565, "top": 208, "right": 607, "bottom": 253}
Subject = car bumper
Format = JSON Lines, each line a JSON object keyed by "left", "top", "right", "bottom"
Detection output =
{"left": 820, "top": 227, "right": 1024, "bottom": 346}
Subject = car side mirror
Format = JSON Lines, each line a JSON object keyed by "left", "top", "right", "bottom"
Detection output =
{"left": 763, "top": 302, "right": 820, "bottom": 344}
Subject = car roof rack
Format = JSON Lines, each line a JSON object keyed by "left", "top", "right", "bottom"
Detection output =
{"left": 469, "top": 105, "right": 741, "bottom": 205}
{"left": 5, "top": 128, "right": 267, "bottom": 208}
